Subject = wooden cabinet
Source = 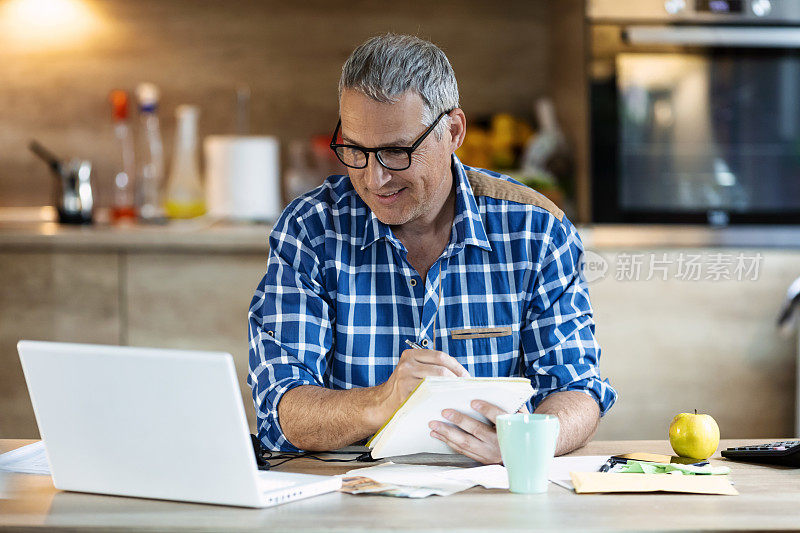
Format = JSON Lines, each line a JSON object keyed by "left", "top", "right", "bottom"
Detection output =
{"left": 0, "top": 252, "right": 121, "bottom": 437}
{"left": 125, "top": 252, "right": 266, "bottom": 432}
{"left": 0, "top": 249, "right": 265, "bottom": 438}
{"left": 1, "top": 225, "right": 798, "bottom": 442}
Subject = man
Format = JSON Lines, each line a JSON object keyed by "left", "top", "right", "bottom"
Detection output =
{"left": 248, "top": 34, "right": 616, "bottom": 464}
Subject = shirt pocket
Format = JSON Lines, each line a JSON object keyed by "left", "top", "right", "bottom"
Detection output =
{"left": 447, "top": 325, "right": 518, "bottom": 377}
{"left": 450, "top": 326, "right": 512, "bottom": 340}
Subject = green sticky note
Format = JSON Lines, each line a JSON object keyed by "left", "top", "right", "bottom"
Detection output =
{"left": 619, "top": 461, "right": 729, "bottom": 476}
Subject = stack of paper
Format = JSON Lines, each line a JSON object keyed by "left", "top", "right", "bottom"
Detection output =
{"left": 343, "top": 457, "right": 609, "bottom": 498}
{"left": 343, "top": 462, "right": 509, "bottom": 498}
{"left": 343, "top": 456, "right": 739, "bottom": 497}
{"left": 0, "top": 441, "right": 50, "bottom": 475}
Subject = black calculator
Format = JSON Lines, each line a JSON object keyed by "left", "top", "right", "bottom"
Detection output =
{"left": 721, "top": 441, "right": 800, "bottom": 467}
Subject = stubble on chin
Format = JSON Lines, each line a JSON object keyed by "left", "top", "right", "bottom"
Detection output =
{"left": 371, "top": 200, "right": 416, "bottom": 227}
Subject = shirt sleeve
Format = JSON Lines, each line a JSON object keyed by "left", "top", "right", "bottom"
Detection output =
{"left": 247, "top": 207, "right": 333, "bottom": 452}
{"left": 519, "top": 216, "right": 617, "bottom": 415}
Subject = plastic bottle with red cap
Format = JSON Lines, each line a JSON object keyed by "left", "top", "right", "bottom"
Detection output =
{"left": 109, "top": 90, "right": 137, "bottom": 222}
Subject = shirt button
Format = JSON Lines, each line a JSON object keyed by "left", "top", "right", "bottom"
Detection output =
{"left": 421, "top": 339, "right": 429, "bottom": 347}
{"left": 267, "top": 331, "right": 274, "bottom": 337}
{"left": 410, "top": 278, "right": 417, "bottom": 287}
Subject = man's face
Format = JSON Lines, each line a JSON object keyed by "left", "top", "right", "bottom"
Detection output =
{"left": 338, "top": 89, "right": 454, "bottom": 228}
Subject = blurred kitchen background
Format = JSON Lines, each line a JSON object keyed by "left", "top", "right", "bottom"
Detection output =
{"left": 2, "top": 0, "right": 800, "bottom": 444}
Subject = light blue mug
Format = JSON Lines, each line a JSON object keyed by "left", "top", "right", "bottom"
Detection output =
{"left": 496, "top": 413, "right": 560, "bottom": 494}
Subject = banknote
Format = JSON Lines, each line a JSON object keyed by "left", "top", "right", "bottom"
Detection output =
{"left": 340, "top": 476, "right": 441, "bottom": 498}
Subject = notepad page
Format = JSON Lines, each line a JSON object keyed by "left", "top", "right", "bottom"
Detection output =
{"left": 370, "top": 377, "right": 533, "bottom": 459}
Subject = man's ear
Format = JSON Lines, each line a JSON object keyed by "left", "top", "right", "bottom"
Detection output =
{"left": 448, "top": 108, "right": 467, "bottom": 153}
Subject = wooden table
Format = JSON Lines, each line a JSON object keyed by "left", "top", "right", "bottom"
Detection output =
{"left": 0, "top": 439, "right": 798, "bottom": 531}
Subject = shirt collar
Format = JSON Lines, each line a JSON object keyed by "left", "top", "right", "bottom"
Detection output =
{"left": 360, "top": 155, "right": 491, "bottom": 253}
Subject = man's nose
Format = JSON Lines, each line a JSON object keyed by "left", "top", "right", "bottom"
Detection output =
{"left": 364, "top": 154, "right": 391, "bottom": 190}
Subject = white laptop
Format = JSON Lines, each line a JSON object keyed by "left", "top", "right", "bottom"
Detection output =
{"left": 17, "top": 340, "right": 341, "bottom": 508}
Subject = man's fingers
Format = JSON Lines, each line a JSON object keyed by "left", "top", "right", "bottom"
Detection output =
{"left": 441, "top": 409, "right": 496, "bottom": 444}
{"left": 407, "top": 349, "right": 470, "bottom": 378}
{"left": 403, "top": 357, "right": 458, "bottom": 379}
{"left": 431, "top": 431, "right": 486, "bottom": 464}
{"left": 420, "top": 359, "right": 469, "bottom": 378}
{"left": 411, "top": 364, "right": 458, "bottom": 379}
{"left": 429, "top": 423, "right": 500, "bottom": 464}
{"left": 470, "top": 400, "right": 509, "bottom": 425}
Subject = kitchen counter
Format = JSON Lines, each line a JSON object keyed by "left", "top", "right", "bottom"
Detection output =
{"left": 581, "top": 224, "right": 800, "bottom": 249}
{"left": 3, "top": 218, "right": 800, "bottom": 253}
{"left": 0, "top": 220, "right": 272, "bottom": 253}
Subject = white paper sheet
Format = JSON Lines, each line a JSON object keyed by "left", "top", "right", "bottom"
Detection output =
{"left": 547, "top": 455, "right": 611, "bottom": 490}
{"left": 439, "top": 464, "right": 509, "bottom": 489}
{"left": 0, "top": 441, "right": 51, "bottom": 475}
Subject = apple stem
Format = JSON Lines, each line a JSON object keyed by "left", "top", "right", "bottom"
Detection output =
{"left": 694, "top": 409, "right": 697, "bottom": 415}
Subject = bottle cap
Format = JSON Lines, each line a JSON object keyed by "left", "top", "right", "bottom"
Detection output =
{"left": 136, "top": 82, "right": 160, "bottom": 112}
{"left": 109, "top": 90, "right": 129, "bottom": 121}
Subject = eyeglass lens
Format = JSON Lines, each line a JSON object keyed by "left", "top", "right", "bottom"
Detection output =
{"left": 334, "top": 146, "right": 411, "bottom": 171}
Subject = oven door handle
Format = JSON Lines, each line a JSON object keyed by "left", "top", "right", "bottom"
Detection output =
{"left": 625, "top": 26, "right": 800, "bottom": 48}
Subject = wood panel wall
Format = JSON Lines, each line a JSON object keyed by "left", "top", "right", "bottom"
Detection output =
{"left": 0, "top": 0, "right": 574, "bottom": 212}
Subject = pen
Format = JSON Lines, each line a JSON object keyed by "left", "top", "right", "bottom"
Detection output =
{"left": 598, "top": 457, "right": 615, "bottom": 472}
{"left": 405, "top": 339, "right": 424, "bottom": 350}
{"left": 598, "top": 456, "right": 626, "bottom": 472}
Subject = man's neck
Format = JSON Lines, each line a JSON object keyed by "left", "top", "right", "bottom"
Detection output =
{"left": 391, "top": 171, "right": 456, "bottom": 283}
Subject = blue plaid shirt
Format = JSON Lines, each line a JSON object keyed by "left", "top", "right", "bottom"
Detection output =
{"left": 248, "top": 156, "right": 617, "bottom": 451}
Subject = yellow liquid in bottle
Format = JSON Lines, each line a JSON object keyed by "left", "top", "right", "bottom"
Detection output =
{"left": 164, "top": 199, "right": 206, "bottom": 219}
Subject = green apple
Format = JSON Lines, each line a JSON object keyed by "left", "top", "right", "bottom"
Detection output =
{"left": 669, "top": 410, "right": 720, "bottom": 460}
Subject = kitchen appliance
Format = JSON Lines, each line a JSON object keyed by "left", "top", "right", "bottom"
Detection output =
{"left": 204, "top": 135, "right": 281, "bottom": 222}
{"left": 29, "top": 140, "right": 93, "bottom": 224}
{"left": 589, "top": 0, "right": 800, "bottom": 224}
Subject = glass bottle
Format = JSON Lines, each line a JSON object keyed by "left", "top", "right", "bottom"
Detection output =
{"left": 135, "top": 82, "right": 165, "bottom": 222}
{"left": 165, "top": 105, "right": 206, "bottom": 219}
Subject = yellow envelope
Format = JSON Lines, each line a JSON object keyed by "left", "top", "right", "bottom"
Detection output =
{"left": 570, "top": 472, "right": 739, "bottom": 496}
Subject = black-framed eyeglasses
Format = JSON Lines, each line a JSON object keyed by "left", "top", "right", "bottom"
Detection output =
{"left": 329, "top": 109, "right": 452, "bottom": 171}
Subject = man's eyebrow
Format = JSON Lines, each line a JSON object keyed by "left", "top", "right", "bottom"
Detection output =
{"left": 341, "top": 135, "right": 415, "bottom": 147}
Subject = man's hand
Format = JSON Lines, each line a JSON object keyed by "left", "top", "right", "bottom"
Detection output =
{"left": 428, "top": 400, "right": 529, "bottom": 464}
{"left": 429, "top": 391, "right": 601, "bottom": 462}
{"left": 374, "top": 348, "right": 470, "bottom": 424}
{"left": 428, "top": 400, "right": 506, "bottom": 464}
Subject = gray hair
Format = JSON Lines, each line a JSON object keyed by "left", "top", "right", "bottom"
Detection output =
{"left": 338, "top": 34, "right": 460, "bottom": 140}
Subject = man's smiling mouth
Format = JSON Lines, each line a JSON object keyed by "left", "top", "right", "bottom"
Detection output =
{"left": 372, "top": 187, "right": 407, "bottom": 204}
{"left": 375, "top": 187, "right": 406, "bottom": 197}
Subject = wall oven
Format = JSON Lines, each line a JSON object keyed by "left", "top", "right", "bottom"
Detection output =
{"left": 589, "top": 0, "right": 800, "bottom": 224}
